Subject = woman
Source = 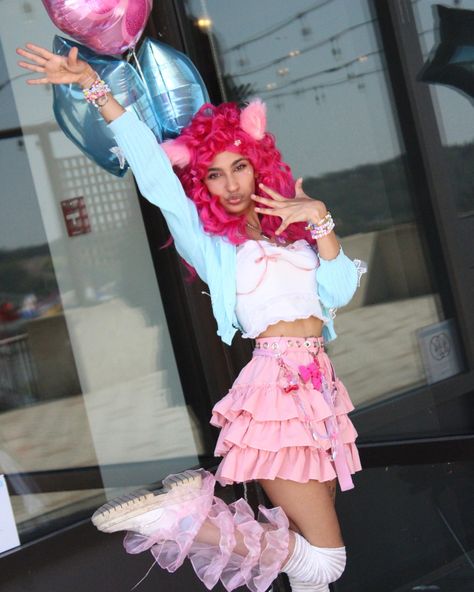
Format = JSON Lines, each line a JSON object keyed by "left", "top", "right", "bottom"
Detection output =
{"left": 17, "top": 42, "right": 366, "bottom": 592}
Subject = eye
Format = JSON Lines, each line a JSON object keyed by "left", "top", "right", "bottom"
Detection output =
{"left": 235, "top": 162, "right": 248, "bottom": 172}
{"left": 207, "top": 172, "right": 220, "bottom": 180}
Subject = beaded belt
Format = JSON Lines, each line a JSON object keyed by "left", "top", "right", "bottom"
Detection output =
{"left": 254, "top": 336, "right": 325, "bottom": 353}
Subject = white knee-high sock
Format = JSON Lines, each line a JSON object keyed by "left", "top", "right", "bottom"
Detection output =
{"left": 282, "top": 533, "right": 346, "bottom": 584}
{"left": 288, "top": 577, "right": 329, "bottom": 592}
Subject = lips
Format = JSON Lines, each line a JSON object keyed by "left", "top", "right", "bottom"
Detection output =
{"left": 226, "top": 195, "right": 243, "bottom": 205}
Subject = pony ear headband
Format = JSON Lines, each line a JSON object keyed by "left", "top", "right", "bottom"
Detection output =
{"left": 162, "top": 98, "right": 267, "bottom": 168}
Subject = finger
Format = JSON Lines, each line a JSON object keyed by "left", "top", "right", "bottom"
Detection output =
{"left": 16, "top": 48, "right": 47, "bottom": 66}
{"left": 294, "top": 177, "right": 304, "bottom": 196}
{"left": 275, "top": 216, "right": 294, "bottom": 235}
{"left": 18, "top": 61, "right": 45, "bottom": 74}
{"left": 67, "top": 46, "right": 78, "bottom": 68}
{"left": 258, "top": 183, "right": 285, "bottom": 201}
{"left": 252, "top": 194, "right": 289, "bottom": 209}
{"left": 251, "top": 194, "right": 278, "bottom": 206}
{"left": 254, "top": 207, "right": 282, "bottom": 217}
{"left": 26, "top": 77, "right": 50, "bottom": 85}
{"left": 25, "top": 42, "right": 54, "bottom": 60}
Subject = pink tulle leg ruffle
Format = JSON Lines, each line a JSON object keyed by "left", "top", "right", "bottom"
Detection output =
{"left": 123, "top": 469, "right": 215, "bottom": 572}
{"left": 123, "top": 469, "right": 290, "bottom": 592}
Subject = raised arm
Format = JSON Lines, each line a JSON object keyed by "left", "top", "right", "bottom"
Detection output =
{"left": 16, "top": 43, "right": 212, "bottom": 282}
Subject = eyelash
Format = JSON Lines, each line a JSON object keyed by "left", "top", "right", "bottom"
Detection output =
{"left": 207, "top": 163, "right": 248, "bottom": 181}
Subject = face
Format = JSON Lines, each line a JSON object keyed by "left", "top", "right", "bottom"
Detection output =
{"left": 203, "top": 151, "right": 256, "bottom": 215}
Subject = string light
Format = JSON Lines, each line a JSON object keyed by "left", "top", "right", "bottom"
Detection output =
{"left": 253, "top": 50, "right": 381, "bottom": 95}
{"left": 257, "top": 67, "right": 384, "bottom": 102}
{"left": 222, "top": 0, "right": 334, "bottom": 54}
{"left": 227, "top": 19, "right": 376, "bottom": 78}
{"left": 196, "top": 17, "right": 212, "bottom": 30}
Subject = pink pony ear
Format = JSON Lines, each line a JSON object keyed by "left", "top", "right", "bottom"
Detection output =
{"left": 162, "top": 139, "right": 192, "bottom": 168}
{"left": 240, "top": 98, "right": 267, "bottom": 140}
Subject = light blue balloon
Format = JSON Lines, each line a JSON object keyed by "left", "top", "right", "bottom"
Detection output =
{"left": 137, "top": 37, "right": 210, "bottom": 139}
{"left": 52, "top": 36, "right": 162, "bottom": 177}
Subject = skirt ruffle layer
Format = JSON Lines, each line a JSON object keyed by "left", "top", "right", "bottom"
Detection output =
{"left": 211, "top": 348, "right": 362, "bottom": 488}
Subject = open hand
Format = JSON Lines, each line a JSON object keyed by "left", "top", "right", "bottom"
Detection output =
{"left": 16, "top": 43, "right": 95, "bottom": 88}
{"left": 252, "top": 178, "right": 328, "bottom": 235}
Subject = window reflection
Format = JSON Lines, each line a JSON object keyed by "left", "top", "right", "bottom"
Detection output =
{"left": 184, "top": 0, "right": 454, "bottom": 406}
{"left": 414, "top": 0, "right": 474, "bottom": 220}
{"left": 0, "top": 4, "right": 205, "bottom": 544}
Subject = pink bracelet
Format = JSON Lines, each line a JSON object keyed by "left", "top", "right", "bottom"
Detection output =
{"left": 305, "top": 212, "right": 335, "bottom": 240}
{"left": 82, "top": 76, "right": 111, "bottom": 109}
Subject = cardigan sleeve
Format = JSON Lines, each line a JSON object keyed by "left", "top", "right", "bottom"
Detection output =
{"left": 108, "top": 110, "right": 211, "bottom": 284}
{"left": 316, "top": 247, "right": 359, "bottom": 308}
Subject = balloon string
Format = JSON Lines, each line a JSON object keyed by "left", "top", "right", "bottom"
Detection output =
{"left": 131, "top": 48, "right": 147, "bottom": 88}
{"left": 130, "top": 560, "right": 156, "bottom": 590}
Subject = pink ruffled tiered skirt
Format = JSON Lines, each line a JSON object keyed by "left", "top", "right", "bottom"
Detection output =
{"left": 211, "top": 336, "right": 361, "bottom": 491}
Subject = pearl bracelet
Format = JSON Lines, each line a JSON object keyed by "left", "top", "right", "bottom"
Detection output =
{"left": 305, "top": 211, "right": 335, "bottom": 240}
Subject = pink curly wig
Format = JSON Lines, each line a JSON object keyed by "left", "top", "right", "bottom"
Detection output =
{"left": 162, "top": 99, "right": 311, "bottom": 245}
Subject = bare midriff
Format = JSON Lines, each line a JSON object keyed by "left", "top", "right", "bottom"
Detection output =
{"left": 257, "top": 315, "right": 324, "bottom": 339}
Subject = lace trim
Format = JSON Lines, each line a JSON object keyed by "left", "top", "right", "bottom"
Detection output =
{"left": 238, "top": 293, "right": 329, "bottom": 339}
{"left": 353, "top": 258, "right": 368, "bottom": 287}
{"left": 325, "top": 258, "right": 367, "bottom": 322}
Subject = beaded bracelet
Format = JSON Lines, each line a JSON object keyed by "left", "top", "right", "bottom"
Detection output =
{"left": 305, "top": 211, "right": 335, "bottom": 240}
{"left": 83, "top": 76, "right": 111, "bottom": 109}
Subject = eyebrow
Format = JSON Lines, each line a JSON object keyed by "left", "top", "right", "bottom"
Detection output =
{"left": 207, "top": 157, "right": 248, "bottom": 172}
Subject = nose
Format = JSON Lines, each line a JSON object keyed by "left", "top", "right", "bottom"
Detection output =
{"left": 225, "top": 173, "right": 239, "bottom": 193}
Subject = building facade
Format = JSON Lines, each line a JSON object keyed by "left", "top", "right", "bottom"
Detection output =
{"left": 1, "top": 1, "right": 473, "bottom": 591}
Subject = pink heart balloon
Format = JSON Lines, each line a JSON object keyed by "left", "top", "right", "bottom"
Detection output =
{"left": 42, "top": 0, "right": 152, "bottom": 55}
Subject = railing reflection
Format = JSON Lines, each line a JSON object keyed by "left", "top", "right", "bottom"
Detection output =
{"left": 0, "top": 333, "right": 38, "bottom": 409}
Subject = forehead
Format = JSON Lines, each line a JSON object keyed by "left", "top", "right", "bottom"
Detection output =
{"left": 208, "top": 150, "right": 247, "bottom": 169}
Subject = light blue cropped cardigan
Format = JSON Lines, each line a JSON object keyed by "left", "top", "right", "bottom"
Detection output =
{"left": 109, "top": 111, "right": 360, "bottom": 345}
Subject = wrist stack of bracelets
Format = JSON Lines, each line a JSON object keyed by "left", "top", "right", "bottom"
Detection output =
{"left": 82, "top": 75, "right": 111, "bottom": 110}
{"left": 305, "top": 212, "right": 335, "bottom": 240}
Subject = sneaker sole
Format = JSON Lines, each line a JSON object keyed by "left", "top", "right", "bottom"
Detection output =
{"left": 91, "top": 470, "right": 202, "bottom": 531}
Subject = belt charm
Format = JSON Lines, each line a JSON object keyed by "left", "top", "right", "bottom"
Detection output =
{"left": 298, "top": 359, "right": 323, "bottom": 391}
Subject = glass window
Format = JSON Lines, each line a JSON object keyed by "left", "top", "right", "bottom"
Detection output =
{"left": 0, "top": 2, "right": 207, "bottom": 546}
{"left": 414, "top": 0, "right": 474, "bottom": 220}
{"left": 183, "top": 0, "right": 461, "bottom": 411}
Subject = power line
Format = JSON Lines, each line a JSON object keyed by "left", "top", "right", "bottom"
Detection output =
{"left": 256, "top": 67, "right": 385, "bottom": 102}
{"left": 228, "top": 18, "right": 376, "bottom": 78}
{"left": 222, "top": 0, "right": 334, "bottom": 54}
{"left": 253, "top": 49, "right": 382, "bottom": 95}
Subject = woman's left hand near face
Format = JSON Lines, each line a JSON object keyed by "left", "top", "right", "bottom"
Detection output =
{"left": 251, "top": 178, "right": 328, "bottom": 235}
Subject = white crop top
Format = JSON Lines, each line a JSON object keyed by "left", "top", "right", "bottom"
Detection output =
{"left": 235, "top": 239, "right": 329, "bottom": 338}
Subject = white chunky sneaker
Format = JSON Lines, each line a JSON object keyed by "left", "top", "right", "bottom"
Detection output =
{"left": 91, "top": 470, "right": 204, "bottom": 535}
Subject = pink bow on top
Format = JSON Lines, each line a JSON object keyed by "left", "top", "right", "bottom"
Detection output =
{"left": 298, "top": 361, "right": 323, "bottom": 391}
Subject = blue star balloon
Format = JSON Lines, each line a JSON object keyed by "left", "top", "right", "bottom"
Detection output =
{"left": 418, "top": 5, "right": 474, "bottom": 99}
{"left": 52, "top": 36, "right": 162, "bottom": 177}
{"left": 136, "top": 37, "right": 210, "bottom": 139}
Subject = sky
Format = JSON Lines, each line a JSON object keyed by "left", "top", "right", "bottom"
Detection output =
{"left": 185, "top": 0, "right": 474, "bottom": 175}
